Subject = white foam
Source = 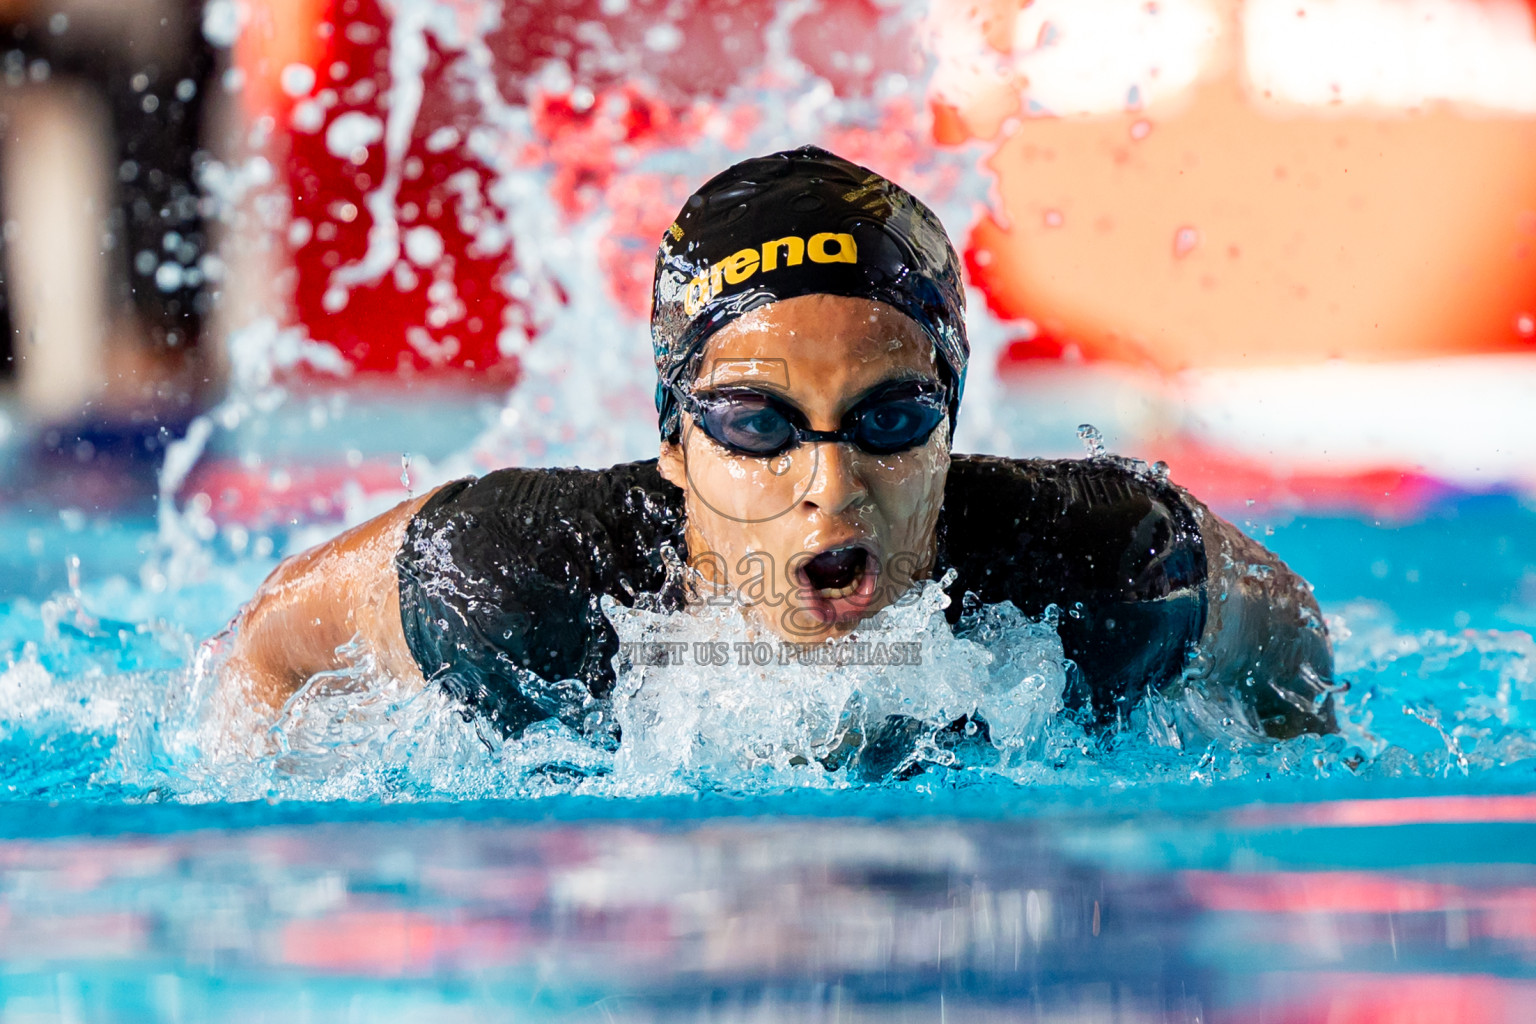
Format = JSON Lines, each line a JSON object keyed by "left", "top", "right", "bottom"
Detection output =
{"left": 605, "top": 580, "right": 1067, "bottom": 789}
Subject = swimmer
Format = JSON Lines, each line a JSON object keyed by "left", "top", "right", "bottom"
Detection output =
{"left": 224, "top": 146, "right": 1335, "bottom": 763}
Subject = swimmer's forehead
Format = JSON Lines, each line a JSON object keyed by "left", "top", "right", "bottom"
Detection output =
{"left": 699, "top": 295, "right": 938, "bottom": 358}
{"left": 695, "top": 296, "right": 941, "bottom": 395}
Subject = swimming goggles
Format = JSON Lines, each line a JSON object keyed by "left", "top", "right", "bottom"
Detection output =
{"left": 671, "top": 378, "right": 947, "bottom": 458}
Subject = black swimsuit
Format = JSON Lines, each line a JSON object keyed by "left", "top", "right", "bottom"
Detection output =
{"left": 395, "top": 455, "right": 1208, "bottom": 740}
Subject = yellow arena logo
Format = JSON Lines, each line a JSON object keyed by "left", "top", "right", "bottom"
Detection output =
{"left": 682, "top": 232, "right": 857, "bottom": 316}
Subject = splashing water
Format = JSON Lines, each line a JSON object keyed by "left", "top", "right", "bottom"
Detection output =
{"left": 6, "top": 516, "right": 1536, "bottom": 805}
{"left": 1076, "top": 423, "right": 1106, "bottom": 458}
{"left": 604, "top": 578, "right": 1067, "bottom": 791}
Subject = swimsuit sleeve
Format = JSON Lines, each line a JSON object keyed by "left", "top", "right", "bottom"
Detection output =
{"left": 939, "top": 455, "right": 1333, "bottom": 735}
{"left": 938, "top": 455, "right": 1210, "bottom": 725}
{"left": 395, "top": 460, "right": 685, "bottom": 739}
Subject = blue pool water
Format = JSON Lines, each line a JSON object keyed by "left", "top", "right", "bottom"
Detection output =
{"left": 2, "top": 451, "right": 1536, "bottom": 1019}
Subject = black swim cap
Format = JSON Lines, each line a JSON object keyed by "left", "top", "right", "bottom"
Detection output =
{"left": 650, "top": 145, "right": 967, "bottom": 441}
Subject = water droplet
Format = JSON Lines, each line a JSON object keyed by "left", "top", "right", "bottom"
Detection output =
{"left": 280, "top": 63, "right": 316, "bottom": 98}
{"left": 1173, "top": 226, "right": 1200, "bottom": 258}
{"left": 644, "top": 23, "right": 683, "bottom": 53}
{"left": 202, "top": 0, "right": 240, "bottom": 47}
{"left": 154, "top": 262, "right": 184, "bottom": 292}
{"left": 1076, "top": 424, "right": 1105, "bottom": 458}
{"left": 321, "top": 286, "right": 348, "bottom": 313}
{"left": 401, "top": 453, "right": 413, "bottom": 493}
{"left": 1042, "top": 209, "right": 1064, "bottom": 229}
{"left": 1129, "top": 119, "right": 1152, "bottom": 141}
{"left": 1517, "top": 313, "right": 1534, "bottom": 338}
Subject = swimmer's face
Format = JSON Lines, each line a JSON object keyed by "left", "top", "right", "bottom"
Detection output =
{"left": 658, "top": 294, "right": 951, "bottom": 644}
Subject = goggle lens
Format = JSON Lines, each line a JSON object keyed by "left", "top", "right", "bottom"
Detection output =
{"left": 701, "top": 394, "right": 797, "bottom": 454}
{"left": 853, "top": 398, "right": 946, "bottom": 455}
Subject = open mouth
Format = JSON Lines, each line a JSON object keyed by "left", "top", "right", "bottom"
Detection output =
{"left": 800, "top": 545, "right": 874, "bottom": 600}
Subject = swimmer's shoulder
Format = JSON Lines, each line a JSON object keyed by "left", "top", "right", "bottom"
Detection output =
{"left": 944, "top": 452, "right": 1201, "bottom": 529}
{"left": 945, "top": 453, "right": 1190, "bottom": 512}
{"left": 395, "top": 460, "right": 686, "bottom": 731}
{"left": 941, "top": 453, "right": 1210, "bottom": 723}
{"left": 398, "top": 458, "right": 686, "bottom": 610}
{"left": 407, "top": 459, "right": 684, "bottom": 545}
{"left": 940, "top": 453, "right": 1207, "bottom": 600}
{"left": 415, "top": 459, "right": 680, "bottom": 522}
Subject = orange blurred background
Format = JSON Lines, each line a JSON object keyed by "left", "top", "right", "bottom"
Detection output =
{"left": 946, "top": 0, "right": 1536, "bottom": 372}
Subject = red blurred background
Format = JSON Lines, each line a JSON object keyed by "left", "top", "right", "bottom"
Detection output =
{"left": 237, "top": 0, "right": 1536, "bottom": 368}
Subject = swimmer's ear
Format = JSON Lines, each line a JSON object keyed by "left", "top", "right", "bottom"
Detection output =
{"left": 658, "top": 439, "right": 687, "bottom": 490}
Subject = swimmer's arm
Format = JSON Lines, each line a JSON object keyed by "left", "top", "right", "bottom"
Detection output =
{"left": 1181, "top": 494, "right": 1336, "bottom": 738}
{"left": 224, "top": 490, "right": 439, "bottom": 714}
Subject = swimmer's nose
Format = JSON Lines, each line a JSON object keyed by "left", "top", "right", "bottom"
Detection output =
{"left": 801, "top": 442, "right": 868, "bottom": 516}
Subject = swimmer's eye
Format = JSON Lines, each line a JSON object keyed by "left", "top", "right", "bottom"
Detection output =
{"left": 852, "top": 399, "right": 945, "bottom": 455}
{"left": 693, "top": 389, "right": 801, "bottom": 456}
{"left": 712, "top": 400, "right": 797, "bottom": 453}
